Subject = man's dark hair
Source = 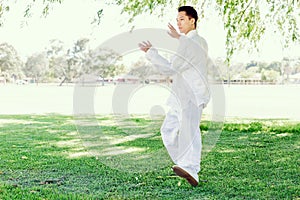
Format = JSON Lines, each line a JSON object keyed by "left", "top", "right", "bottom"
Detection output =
{"left": 178, "top": 6, "right": 198, "bottom": 28}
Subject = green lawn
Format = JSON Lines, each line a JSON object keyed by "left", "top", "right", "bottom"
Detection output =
{"left": 0, "top": 115, "right": 299, "bottom": 199}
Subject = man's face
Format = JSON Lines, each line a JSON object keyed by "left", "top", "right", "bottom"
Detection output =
{"left": 176, "top": 11, "right": 195, "bottom": 34}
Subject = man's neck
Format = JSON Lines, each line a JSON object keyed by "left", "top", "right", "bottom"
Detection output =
{"left": 185, "top": 28, "right": 196, "bottom": 35}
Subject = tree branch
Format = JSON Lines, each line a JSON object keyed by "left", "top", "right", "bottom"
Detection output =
{"left": 238, "top": 0, "right": 254, "bottom": 23}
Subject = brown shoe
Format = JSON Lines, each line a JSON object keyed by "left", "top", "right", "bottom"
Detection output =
{"left": 172, "top": 165, "right": 198, "bottom": 187}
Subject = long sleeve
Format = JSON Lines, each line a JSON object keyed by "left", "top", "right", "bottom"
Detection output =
{"left": 145, "top": 35, "right": 208, "bottom": 76}
{"left": 145, "top": 47, "right": 176, "bottom": 76}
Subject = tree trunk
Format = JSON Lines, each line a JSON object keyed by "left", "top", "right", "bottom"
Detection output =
{"left": 59, "top": 77, "right": 67, "bottom": 86}
{"left": 35, "top": 75, "right": 39, "bottom": 86}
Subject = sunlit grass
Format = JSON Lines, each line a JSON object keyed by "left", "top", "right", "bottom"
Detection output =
{"left": 0, "top": 115, "right": 299, "bottom": 199}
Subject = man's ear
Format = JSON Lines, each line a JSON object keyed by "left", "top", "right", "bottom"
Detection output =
{"left": 190, "top": 18, "right": 195, "bottom": 26}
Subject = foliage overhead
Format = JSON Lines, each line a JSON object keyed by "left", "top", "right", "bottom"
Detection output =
{"left": 110, "top": 0, "right": 300, "bottom": 62}
{"left": 0, "top": 0, "right": 299, "bottom": 62}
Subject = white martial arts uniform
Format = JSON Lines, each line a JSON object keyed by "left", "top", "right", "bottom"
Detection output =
{"left": 146, "top": 30, "right": 210, "bottom": 182}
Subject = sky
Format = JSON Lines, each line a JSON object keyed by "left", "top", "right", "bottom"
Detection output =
{"left": 0, "top": 0, "right": 299, "bottom": 65}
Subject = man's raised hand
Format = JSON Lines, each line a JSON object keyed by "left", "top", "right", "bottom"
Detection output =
{"left": 167, "top": 23, "right": 180, "bottom": 39}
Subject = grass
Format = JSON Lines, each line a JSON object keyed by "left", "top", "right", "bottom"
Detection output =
{"left": 0, "top": 114, "right": 299, "bottom": 199}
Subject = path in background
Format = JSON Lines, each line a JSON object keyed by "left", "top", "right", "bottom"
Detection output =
{"left": 0, "top": 84, "right": 299, "bottom": 121}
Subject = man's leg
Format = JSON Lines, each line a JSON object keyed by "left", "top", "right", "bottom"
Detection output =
{"left": 174, "top": 102, "right": 203, "bottom": 184}
{"left": 160, "top": 108, "right": 181, "bottom": 163}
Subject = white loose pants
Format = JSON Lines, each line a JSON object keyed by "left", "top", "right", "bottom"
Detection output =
{"left": 161, "top": 101, "right": 203, "bottom": 182}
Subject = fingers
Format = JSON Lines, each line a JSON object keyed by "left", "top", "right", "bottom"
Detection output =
{"left": 167, "top": 31, "right": 173, "bottom": 37}
{"left": 138, "top": 43, "right": 144, "bottom": 49}
{"left": 168, "top": 24, "right": 175, "bottom": 34}
{"left": 167, "top": 23, "right": 180, "bottom": 39}
{"left": 144, "top": 40, "right": 152, "bottom": 46}
{"left": 139, "top": 41, "right": 151, "bottom": 47}
{"left": 141, "top": 41, "right": 149, "bottom": 47}
{"left": 168, "top": 23, "right": 176, "bottom": 31}
{"left": 138, "top": 40, "right": 152, "bottom": 52}
{"left": 138, "top": 44, "right": 147, "bottom": 52}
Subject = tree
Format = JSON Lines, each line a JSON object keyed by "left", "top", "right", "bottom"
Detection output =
{"left": 24, "top": 52, "right": 49, "bottom": 84}
{"left": 58, "top": 38, "right": 90, "bottom": 86}
{"left": 0, "top": 1, "right": 10, "bottom": 26}
{"left": 257, "top": 61, "right": 269, "bottom": 73}
{"left": 1, "top": 0, "right": 299, "bottom": 62}
{"left": 282, "top": 57, "right": 293, "bottom": 82}
{"left": 241, "top": 66, "right": 259, "bottom": 79}
{"left": 261, "top": 69, "right": 280, "bottom": 82}
{"left": 45, "top": 39, "right": 67, "bottom": 82}
{"left": 0, "top": 0, "right": 65, "bottom": 26}
{"left": 292, "top": 58, "right": 300, "bottom": 74}
{"left": 129, "top": 58, "right": 161, "bottom": 84}
{"left": 111, "top": 0, "right": 300, "bottom": 62}
{"left": 0, "top": 42, "right": 23, "bottom": 82}
{"left": 85, "top": 47, "right": 125, "bottom": 85}
{"left": 267, "top": 61, "right": 282, "bottom": 74}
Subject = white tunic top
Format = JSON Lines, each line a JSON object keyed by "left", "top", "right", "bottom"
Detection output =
{"left": 146, "top": 30, "right": 210, "bottom": 109}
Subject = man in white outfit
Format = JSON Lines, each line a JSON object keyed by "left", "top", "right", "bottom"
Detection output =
{"left": 139, "top": 6, "right": 210, "bottom": 186}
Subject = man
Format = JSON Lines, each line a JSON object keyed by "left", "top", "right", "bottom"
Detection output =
{"left": 139, "top": 6, "right": 210, "bottom": 186}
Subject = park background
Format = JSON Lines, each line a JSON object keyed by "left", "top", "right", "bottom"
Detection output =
{"left": 0, "top": 0, "right": 299, "bottom": 199}
{"left": 0, "top": 0, "right": 299, "bottom": 120}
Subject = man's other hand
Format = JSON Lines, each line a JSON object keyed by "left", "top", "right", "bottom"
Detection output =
{"left": 138, "top": 41, "right": 152, "bottom": 52}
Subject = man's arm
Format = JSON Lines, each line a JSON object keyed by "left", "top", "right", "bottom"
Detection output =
{"left": 140, "top": 37, "right": 207, "bottom": 76}
{"left": 145, "top": 47, "right": 176, "bottom": 76}
{"left": 139, "top": 41, "right": 176, "bottom": 76}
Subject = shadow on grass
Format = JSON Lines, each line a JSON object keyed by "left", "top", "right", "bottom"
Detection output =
{"left": 0, "top": 115, "right": 299, "bottom": 199}
{"left": 74, "top": 115, "right": 170, "bottom": 174}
